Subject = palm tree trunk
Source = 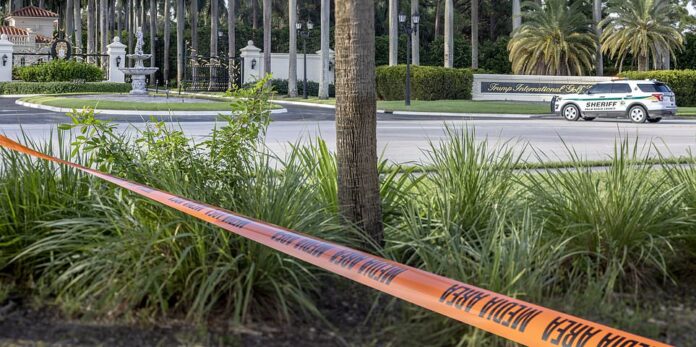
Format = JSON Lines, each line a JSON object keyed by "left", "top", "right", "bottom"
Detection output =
{"left": 88, "top": 0, "right": 96, "bottom": 62}
{"left": 318, "top": 0, "right": 330, "bottom": 99}
{"left": 228, "top": 0, "right": 236, "bottom": 88}
{"left": 66, "top": 0, "right": 74, "bottom": 41}
{"left": 252, "top": 0, "right": 258, "bottom": 30}
{"left": 191, "top": 0, "right": 199, "bottom": 55}
{"left": 75, "top": 0, "right": 82, "bottom": 53}
{"left": 210, "top": 0, "right": 218, "bottom": 57}
{"left": 434, "top": 0, "right": 441, "bottom": 37}
{"left": 150, "top": 0, "right": 157, "bottom": 82}
{"left": 593, "top": 0, "right": 603, "bottom": 76}
{"left": 444, "top": 0, "right": 453, "bottom": 67}
{"left": 335, "top": 0, "right": 383, "bottom": 245}
{"left": 177, "top": 0, "right": 185, "bottom": 87}
{"left": 13, "top": 0, "right": 22, "bottom": 11}
{"left": 100, "top": 0, "right": 107, "bottom": 57}
{"left": 411, "top": 0, "right": 419, "bottom": 65}
{"left": 288, "top": 0, "right": 297, "bottom": 97}
{"left": 388, "top": 0, "right": 397, "bottom": 66}
{"left": 512, "top": 0, "right": 521, "bottom": 31}
{"left": 127, "top": 0, "right": 133, "bottom": 53}
{"left": 471, "top": 0, "right": 478, "bottom": 69}
{"left": 262, "top": 0, "right": 270, "bottom": 76}
{"left": 164, "top": 0, "right": 170, "bottom": 84}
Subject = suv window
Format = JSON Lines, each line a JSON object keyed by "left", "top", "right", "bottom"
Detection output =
{"left": 611, "top": 83, "right": 631, "bottom": 93}
{"left": 638, "top": 83, "right": 672, "bottom": 93}
{"left": 587, "top": 84, "right": 612, "bottom": 94}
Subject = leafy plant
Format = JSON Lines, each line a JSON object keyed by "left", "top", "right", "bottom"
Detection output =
{"left": 15, "top": 60, "right": 104, "bottom": 82}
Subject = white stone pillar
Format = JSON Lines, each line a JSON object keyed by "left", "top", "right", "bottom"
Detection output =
{"left": 240, "top": 40, "right": 262, "bottom": 85}
{"left": 107, "top": 36, "right": 127, "bottom": 83}
{"left": 0, "top": 35, "right": 13, "bottom": 82}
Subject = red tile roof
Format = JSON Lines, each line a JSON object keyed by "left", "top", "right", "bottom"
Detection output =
{"left": 0, "top": 26, "right": 30, "bottom": 36}
{"left": 0, "top": 26, "right": 53, "bottom": 43}
{"left": 10, "top": 6, "right": 59, "bottom": 18}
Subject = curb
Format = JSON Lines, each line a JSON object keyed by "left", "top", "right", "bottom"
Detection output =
{"left": 270, "top": 99, "right": 554, "bottom": 119}
{"left": 15, "top": 100, "right": 288, "bottom": 116}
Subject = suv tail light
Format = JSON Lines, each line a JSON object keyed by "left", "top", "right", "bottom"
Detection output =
{"left": 652, "top": 93, "right": 664, "bottom": 101}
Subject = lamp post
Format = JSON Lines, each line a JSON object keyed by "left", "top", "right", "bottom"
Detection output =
{"left": 399, "top": 12, "right": 419, "bottom": 106}
{"left": 296, "top": 20, "right": 313, "bottom": 99}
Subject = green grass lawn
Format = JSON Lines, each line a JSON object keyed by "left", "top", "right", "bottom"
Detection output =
{"left": 20, "top": 95, "right": 242, "bottom": 112}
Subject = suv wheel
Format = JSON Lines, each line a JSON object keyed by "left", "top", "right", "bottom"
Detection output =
{"left": 562, "top": 104, "right": 581, "bottom": 121}
{"left": 628, "top": 105, "right": 648, "bottom": 123}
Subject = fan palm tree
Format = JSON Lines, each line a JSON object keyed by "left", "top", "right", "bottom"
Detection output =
{"left": 177, "top": 0, "right": 185, "bottom": 86}
{"left": 318, "top": 0, "right": 329, "bottom": 99}
{"left": 263, "top": 0, "right": 270, "bottom": 75}
{"left": 444, "top": 0, "right": 453, "bottom": 67}
{"left": 593, "top": 0, "right": 603, "bottom": 75}
{"left": 600, "top": 0, "right": 683, "bottom": 72}
{"left": 508, "top": 0, "right": 596, "bottom": 76}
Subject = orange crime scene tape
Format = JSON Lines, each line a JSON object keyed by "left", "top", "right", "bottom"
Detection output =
{"left": 0, "top": 134, "right": 672, "bottom": 347}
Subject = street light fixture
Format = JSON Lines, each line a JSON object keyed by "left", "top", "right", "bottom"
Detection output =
{"left": 399, "top": 12, "right": 420, "bottom": 106}
{"left": 297, "top": 19, "right": 313, "bottom": 99}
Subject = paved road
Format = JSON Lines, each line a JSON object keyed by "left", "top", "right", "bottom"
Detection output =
{"left": 2, "top": 97, "right": 696, "bottom": 163}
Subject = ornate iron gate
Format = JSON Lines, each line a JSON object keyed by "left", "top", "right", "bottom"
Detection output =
{"left": 183, "top": 55, "right": 243, "bottom": 92}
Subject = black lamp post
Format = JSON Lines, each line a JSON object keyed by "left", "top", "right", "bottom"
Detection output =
{"left": 399, "top": 12, "right": 420, "bottom": 106}
{"left": 296, "top": 20, "right": 313, "bottom": 99}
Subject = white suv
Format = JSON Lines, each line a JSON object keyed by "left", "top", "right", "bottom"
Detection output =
{"left": 552, "top": 80, "right": 677, "bottom": 123}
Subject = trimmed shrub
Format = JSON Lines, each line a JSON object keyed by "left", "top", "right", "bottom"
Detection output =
{"left": 0, "top": 82, "right": 130, "bottom": 95}
{"left": 256, "top": 79, "right": 335, "bottom": 98}
{"left": 618, "top": 70, "right": 696, "bottom": 106}
{"left": 15, "top": 60, "right": 104, "bottom": 82}
{"left": 376, "top": 65, "right": 474, "bottom": 101}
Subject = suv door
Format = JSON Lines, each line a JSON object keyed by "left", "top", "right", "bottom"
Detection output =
{"left": 584, "top": 83, "right": 613, "bottom": 117}
{"left": 611, "top": 83, "right": 632, "bottom": 117}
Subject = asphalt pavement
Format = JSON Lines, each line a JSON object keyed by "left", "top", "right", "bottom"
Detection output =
{"left": 2, "top": 97, "right": 696, "bottom": 163}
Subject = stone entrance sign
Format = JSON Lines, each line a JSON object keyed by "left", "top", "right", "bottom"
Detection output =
{"left": 473, "top": 74, "right": 614, "bottom": 102}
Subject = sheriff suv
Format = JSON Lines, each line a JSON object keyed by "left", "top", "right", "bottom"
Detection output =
{"left": 551, "top": 80, "right": 677, "bottom": 123}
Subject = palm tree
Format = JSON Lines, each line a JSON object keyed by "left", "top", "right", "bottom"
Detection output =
{"left": 593, "top": 0, "right": 603, "bottom": 75}
{"left": 512, "top": 0, "right": 521, "bottom": 30}
{"left": 127, "top": 0, "right": 133, "bottom": 52}
{"left": 177, "top": 0, "right": 185, "bottom": 86}
{"left": 444, "top": 0, "right": 453, "bottom": 67}
{"left": 388, "top": 0, "right": 397, "bottom": 65}
{"left": 288, "top": 0, "right": 297, "bottom": 97}
{"left": 263, "top": 0, "right": 270, "bottom": 76}
{"left": 471, "top": 0, "right": 478, "bottom": 69}
{"left": 411, "top": 0, "right": 419, "bottom": 65}
{"left": 74, "top": 0, "right": 82, "bottom": 52}
{"left": 335, "top": 0, "right": 383, "bottom": 245}
{"left": 164, "top": 0, "right": 171, "bottom": 83}
{"left": 508, "top": 0, "right": 596, "bottom": 76}
{"left": 210, "top": 0, "right": 218, "bottom": 57}
{"left": 228, "top": 0, "right": 236, "bottom": 88}
{"left": 191, "top": 0, "right": 199, "bottom": 56}
{"left": 600, "top": 0, "right": 683, "bottom": 72}
{"left": 150, "top": 0, "right": 156, "bottom": 81}
{"left": 66, "top": 0, "right": 73, "bottom": 40}
{"left": 88, "top": 0, "right": 96, "bottom": 62}
{"left": 318, "top": 0, "right": 330, "bottom": 99}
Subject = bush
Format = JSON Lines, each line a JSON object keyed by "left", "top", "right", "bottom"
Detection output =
{"left": 0, "top": 82, "right": 130, "bottom": 95}
{"left": 262, "top": 79, "right": 335, "bottom": 98}
{"left": 15, "top": 60, "right": 104, "bottom": 82}
{"left": 618, "top": 69, "right": 696, "bottom": 106}
{"left": 376, "top": 65, "right": 474, "bottom": 100}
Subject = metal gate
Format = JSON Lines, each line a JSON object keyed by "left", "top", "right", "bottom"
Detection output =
{"left": 183, "top": 55, "right": 243, "bottom": 92}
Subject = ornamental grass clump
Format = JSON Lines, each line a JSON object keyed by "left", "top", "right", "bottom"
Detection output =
{"left": 523, "top": 139, "right": 689, "bottom": 295}
{"left": 1, "top": 76, "right": 355, "bottom": 323}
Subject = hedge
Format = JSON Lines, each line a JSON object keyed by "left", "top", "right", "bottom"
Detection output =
{"left": 618, "top": 70, "right": 696, "bottom": 106}
{"left": 0, "top": 82, "right": 130, "bottom": 95}
{"left": 14, "top": 60, "right": 104, "bottom": 82}
{"left": 256, "top": 79, "right": 336, "bottom": 98}
{"left": 376, "top": 65, "right": 474, "bottom": 101}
